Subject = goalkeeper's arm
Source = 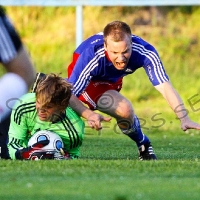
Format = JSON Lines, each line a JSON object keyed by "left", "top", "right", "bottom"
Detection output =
{"left": 8, "top": 137, "right": 51, "bottom": 160}
{"left": 8, "top": 136, "right": 71, "bottom": 160}
{"left": 7, "top": 137, "right": 24, "bottom": 160}
{"left": 15, "top": 140, "right": 54, "bottom": 160}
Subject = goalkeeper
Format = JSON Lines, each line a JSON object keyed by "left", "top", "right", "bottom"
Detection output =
{"left": 7, "top": 73, "right": 84, "bottom": 160}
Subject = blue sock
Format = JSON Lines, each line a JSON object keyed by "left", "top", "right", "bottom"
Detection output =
{"left": 120, "top": 115, "right": 150, "bottom": 147}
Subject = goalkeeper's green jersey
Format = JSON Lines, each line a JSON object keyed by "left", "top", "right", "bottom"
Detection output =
{"left": 8, "top": 93, "right": 85, "bottom": 159}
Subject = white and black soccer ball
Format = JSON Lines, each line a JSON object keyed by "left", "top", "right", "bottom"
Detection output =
{"left": 28, "top": 130, "right": 64, "bottom": 159}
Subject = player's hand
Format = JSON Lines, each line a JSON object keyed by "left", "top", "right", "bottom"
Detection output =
{"left": 181, "top": 118, "right": 200, "bottom": 131}
{"left": 87, "top": 112, "right": 112, "bottom": 130}
{"left": 15, "top": 140, "right": 54, "bottom": 160}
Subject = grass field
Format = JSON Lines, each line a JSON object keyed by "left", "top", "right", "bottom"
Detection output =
{"left": 1, "top": 130, "right": 200, "bottom": 200}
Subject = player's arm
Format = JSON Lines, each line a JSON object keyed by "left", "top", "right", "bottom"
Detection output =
{"left": 7, "top": 94, "right": 31, "bottom": 159}
{"left": 8, "top": 134, "right": 51, "bottom": 160}
{"left": 7, "top": 115, "right": 28, "bottom": 159}
{"left": 155, "top": 81, "right": 188, "bottom": 120}
{"left": 141, "top": 44, "right": 200, "bottom": 131}
{"left": 68, "top": 49, "right": 111, "bottom": 130}
{"left": 8, "top": 121, "right": 49, "bottom": 160}
{"left": 0, "top": 7, "right": 36, "bottom": 88}
{"left": 4, "top": 46, "right": 36, "bottom": 88}
{"left": 0, "top": 11, "right": 36, "bottom": 120}
{"left": 7, "top": 136, "right": 24, "bottom": 160}
{"left": 69, "top": 94, "right": 111, "bottom": 130}
{"left": 1, "top": 47, "right": 36, "bottom": 121}
{"left": 155, "top": 81, "right": 200, "bottom": 131}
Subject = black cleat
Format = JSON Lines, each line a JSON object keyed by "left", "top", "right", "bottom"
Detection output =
{"left": 138, "top": 142, "right": 157, "bottom": 160}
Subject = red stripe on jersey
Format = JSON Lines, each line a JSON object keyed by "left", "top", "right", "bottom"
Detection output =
{"left": 67, "top": 52, "right": 80, "bottom": 78}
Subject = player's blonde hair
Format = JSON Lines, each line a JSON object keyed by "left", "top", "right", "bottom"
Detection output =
{"left": 103, "top": 21, "right": 132, "bottom": 46}
{"left": 36, "top": 73, "right": 72, "bottom": 110}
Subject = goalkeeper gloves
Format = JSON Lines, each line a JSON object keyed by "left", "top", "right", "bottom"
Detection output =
{"left": 56, "top": 148, "right": 71, "bottom": 160}
{"left": 15, "top": 140, "right": 54, "bottom": 160}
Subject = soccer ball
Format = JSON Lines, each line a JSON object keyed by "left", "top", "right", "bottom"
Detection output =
{"left": 28, "top": 130, "right": 64, "bottom": 159}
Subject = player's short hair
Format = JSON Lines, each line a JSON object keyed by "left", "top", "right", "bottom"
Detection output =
{"left": 103, "top": 21, "right": 132, "bottom": 45}
{"left": 36, "top": 73, "right": 72, "bottom": 109}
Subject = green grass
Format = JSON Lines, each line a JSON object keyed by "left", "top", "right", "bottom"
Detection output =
{"left": 1, "top": 131, "right": 200, "bottom": 200}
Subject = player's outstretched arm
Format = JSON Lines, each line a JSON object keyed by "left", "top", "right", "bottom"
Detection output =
{"left": 69, "top": 94, "right": 112, "bottom": 130}
{"left": 155, "top": 81, "right": 200, "bottom": 131}
{"left": 4, "top": 46, "right": 36, "bottom": 88}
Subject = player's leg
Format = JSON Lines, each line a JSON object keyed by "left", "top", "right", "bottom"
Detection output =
{"left": 0, "top": 115, "right": 11, "bottom": 159}
{"left": 70, "top": 78, "right": 156, "bottom": 160}
{"left": 97, "top": 90, "right": 157, "bottom": 160}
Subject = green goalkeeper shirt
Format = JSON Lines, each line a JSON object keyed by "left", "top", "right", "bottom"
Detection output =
{"left": 8, "top": 93, "right": 85, "bottom": 159}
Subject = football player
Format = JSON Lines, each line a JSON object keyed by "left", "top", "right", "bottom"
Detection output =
{"left": 0, "top": 6, "right": 35, "bottom": 159}
{"left": 7, "top": 74, "right": 84, "bottom": 160}
{"left": 67, "top": 21, "right": 200, "bottom": 160}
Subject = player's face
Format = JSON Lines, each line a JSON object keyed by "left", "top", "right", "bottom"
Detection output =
{"left": 36, "top": 100, "right": 62, "bottom": 122}
{"left": 104, "top": 35, "right": 132, "bottom": 70}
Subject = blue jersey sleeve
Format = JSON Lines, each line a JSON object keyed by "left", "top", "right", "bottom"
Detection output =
{"left": 131, "top": 36, "right": 169, "bottom": 86}
{"left": 143, "top": 45, "right": 169, "bottom": 86}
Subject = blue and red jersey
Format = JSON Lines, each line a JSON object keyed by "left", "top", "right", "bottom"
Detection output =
{"left": 68, "top": 32, "right": 169, "bottom": 97}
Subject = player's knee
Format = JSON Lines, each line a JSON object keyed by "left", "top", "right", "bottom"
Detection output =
{"left": 97, "top": 90, "right": 134, "bottom": 119}
{"left": 116, "top": 100, "right": 134, "bottom": 119}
